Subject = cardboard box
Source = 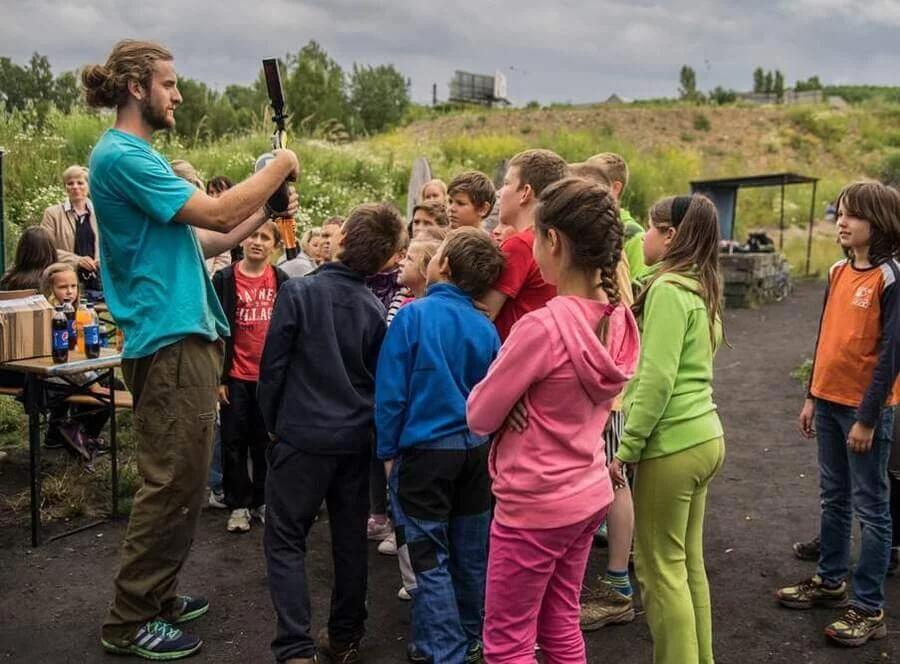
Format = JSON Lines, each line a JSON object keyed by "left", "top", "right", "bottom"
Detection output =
{"left": 0, "top": 290, "right": 53, "bottom": 362}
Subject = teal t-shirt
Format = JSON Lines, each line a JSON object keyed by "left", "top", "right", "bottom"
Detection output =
{"left": 88, "top": 129, "right": 228, "bottom": 359}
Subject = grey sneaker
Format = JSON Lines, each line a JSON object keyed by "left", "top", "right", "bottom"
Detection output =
{"left": 580, "top": 581, "right": 635, "bottom": 630}
{"left": 776, "top": 574, "right": 849, "bottom": 609}
{"left": 825, "top": 607, "right": 888, "bottom": 647}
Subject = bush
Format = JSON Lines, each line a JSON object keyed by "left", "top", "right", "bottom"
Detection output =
{"left": 791, "top": 357, "right": 812, "bottom": 385}
{"left": 693, "top": 112, "right": 711, "bottom": 132}
{"left": 788, "top": 107, "right": 848, "bottom": 143}
{"left": 879, "top": 151, "right": 900, "bottom": 188}
{"left": 0, "top": 107, "right": 407, "bottom": 261}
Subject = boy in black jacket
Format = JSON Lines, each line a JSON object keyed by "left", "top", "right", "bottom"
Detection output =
{"left": 259, "top": 203, "right": 407, "bottom": 664}
{"left": 212, "top": 220, "right": 289, "bottom": 534}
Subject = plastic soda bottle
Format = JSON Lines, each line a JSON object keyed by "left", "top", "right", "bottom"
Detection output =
{"left": 62, "top": 299, "right": 76, "bottom": 351}
{"left": 84, "top": 303, "right": 101, "bottom": 359}
{"left": 75, "top": 298, "right": 91, "bottom": 354}
{"left": 52, "top": 306, "right": 69, "bottom": 364}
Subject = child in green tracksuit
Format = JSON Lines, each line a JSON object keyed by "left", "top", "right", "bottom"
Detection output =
{"left": 610, "top": 194, "right": 726, "bottom": 664}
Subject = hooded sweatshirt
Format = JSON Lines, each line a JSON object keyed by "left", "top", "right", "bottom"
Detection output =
{"left": 467, "top": 296, "right": 640, "bottom": 530}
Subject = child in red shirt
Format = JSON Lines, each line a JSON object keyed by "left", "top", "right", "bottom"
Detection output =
{"left": 479, "top": 149, "right": 568, "bottom": 341}
{"left": 212, "top": 221, "right": 289, "bottom": 533}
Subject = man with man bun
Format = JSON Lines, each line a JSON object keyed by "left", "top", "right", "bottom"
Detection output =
{"left": 82, "top": 39, "right": 299, "bottom": 660}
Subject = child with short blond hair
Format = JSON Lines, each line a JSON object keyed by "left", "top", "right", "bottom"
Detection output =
{"left": 41, "top": 263, "right": 110, "bottom": 459}
{"left": 420, "top": 178, "right": 448, "bottom": 204}
{"left": 572, "top": 152, "right": 647, "bottom": 280}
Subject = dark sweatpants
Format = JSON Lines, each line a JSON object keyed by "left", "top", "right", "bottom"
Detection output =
{"left": 265, "top": 444, "right": 370, "bottom": 661}
{"left": 220, "top": 378, "right": 267, "bottom": 510}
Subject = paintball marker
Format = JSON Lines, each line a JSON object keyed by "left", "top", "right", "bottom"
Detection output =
{"left": 255, "top": 57, "right": 298, "bottom": 259}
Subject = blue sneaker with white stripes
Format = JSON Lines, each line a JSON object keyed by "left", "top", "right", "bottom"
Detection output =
{"left": 166, "top": 595, "right": 210, "bottom": 625}
{"left": 101, "top": 619, "right": 202, "bottom": 660}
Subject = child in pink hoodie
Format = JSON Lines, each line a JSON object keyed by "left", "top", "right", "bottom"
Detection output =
{"left": 467, "top": 177, "right": 640, "bottom": 664}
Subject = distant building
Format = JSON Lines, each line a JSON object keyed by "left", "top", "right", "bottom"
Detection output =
{"left": 738, "top": 89, "right": 824, "bottom": 105}
{"left": 604, "top": 94, "right": 634, "bottom": 105}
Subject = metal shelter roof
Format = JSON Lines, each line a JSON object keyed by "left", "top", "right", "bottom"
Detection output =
{"left": 690, "top": 171, "right": 820, "bottom": 275}
{"left": 690, "top": 172, "right": 818, "bottom": 190}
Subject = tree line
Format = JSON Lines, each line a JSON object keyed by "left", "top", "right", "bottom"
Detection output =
{"left": 0, "top": 41, "right": 411, "bottom": 143}
{"left": 678, "top": 65, "right": 824, "bottom": 104}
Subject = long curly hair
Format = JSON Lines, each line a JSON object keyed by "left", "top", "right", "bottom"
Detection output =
{"left": 535, "top": 177, "right": 624, "bottom": 344}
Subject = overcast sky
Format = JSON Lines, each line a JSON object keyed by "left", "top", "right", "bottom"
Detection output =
{"left": 2, "top": 0, "right": 899, "bottom": 105}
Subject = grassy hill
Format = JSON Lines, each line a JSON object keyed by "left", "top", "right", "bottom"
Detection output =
{"left": 4, "top": 101, "right": 899, "bottom": 274}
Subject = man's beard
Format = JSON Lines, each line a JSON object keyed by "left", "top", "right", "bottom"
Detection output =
{"left": 140, "top": 99, "right": 172, "bottom": 131}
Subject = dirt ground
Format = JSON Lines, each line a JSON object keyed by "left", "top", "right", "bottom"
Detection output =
{"left": 0, "top": 279, "right": 894, "bottom": 663}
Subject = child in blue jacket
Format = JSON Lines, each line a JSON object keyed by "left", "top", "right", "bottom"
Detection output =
{"left": 376, "top": 227, "right": 504, "bottom": 664}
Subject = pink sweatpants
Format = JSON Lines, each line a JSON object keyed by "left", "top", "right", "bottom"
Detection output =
{"left": 483, "top": 510, "right": 607, "bottom": 664}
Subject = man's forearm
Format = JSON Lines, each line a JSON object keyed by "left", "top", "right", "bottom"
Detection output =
{"left": 176, "top": 151, "right": 296, "bottom": 232}
{"left": 196, "top": 209, "right": 269, "bottom": 258}
{"left": 215, "top": 164, "right": 291, "bottom": 230}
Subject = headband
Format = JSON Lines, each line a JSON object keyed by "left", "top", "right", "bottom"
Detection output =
{"left": 670, "top": 196, "right": 692, "bottom": 228}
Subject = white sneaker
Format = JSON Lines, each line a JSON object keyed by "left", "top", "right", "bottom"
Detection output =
{"left": 398, "top": 586, "right": 411, "bottom": 601}
{"left": 378, "top": 532, "right": 398, "bottom": 556}
{"left": 208, "top": 490, "right": 227, "bottom": 509}
{"left": 227, "top": 508, "right": 251, "bottom": 533}
{"left": 251, "top": 505, "right": 266, "bottom": 525}
{"left": 367, "top": 516, "right": 393, "bottom": 541}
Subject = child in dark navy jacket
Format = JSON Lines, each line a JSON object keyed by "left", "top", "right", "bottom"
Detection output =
{"left": 376, "top": 227, "right": 505, "bottom": 664}
{"left": 258, "top": 204, "right": 407, "bottom": 664}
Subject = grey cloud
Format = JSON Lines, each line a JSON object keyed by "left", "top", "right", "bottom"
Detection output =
{"left": 0, "top": 0, "right": 897, "bottom": 104}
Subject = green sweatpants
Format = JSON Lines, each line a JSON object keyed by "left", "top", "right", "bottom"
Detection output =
{"left": 632, "top": 437, "right": 725, "bottom": 664}
{"left": 102, "top": 336, "right": 222, "bottom": 643}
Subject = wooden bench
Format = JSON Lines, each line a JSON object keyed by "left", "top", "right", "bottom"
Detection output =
{"left": 0, "top": 386, "right": 134, "bottom": 409}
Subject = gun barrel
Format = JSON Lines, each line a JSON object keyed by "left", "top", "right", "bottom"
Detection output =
{"left": 263, "top": 58, "right": 286, "bottom": 127}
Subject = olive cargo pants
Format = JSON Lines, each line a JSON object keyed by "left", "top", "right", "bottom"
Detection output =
{"left": 102, "top": 336, "right": 223, "bottom": 643}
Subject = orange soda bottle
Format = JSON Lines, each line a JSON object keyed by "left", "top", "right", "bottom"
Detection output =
{"left": 75, "top": 298, "right": 92, "bottom": 354}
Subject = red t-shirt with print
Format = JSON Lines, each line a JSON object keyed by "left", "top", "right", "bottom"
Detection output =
{"left": 230, "top": 264, "right": 277, "bottom": 381}
{"left": 494, "top": 227, "right": 557, "bottom": 341}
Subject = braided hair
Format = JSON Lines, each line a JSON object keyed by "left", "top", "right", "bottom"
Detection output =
{"left": 535, "top": 177, "right": 624, "bottom": 344}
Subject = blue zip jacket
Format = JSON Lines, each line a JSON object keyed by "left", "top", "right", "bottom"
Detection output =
{"left": 375, "top": 282, "right": 500, "bottom": 459}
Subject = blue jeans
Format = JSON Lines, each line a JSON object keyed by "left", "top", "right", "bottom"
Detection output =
{"left": 207, "top": 417, "right": 223, "bottom": 493}
{"left": 816, "top": 399, "right": 893, "bottom": 612}
{"left": 389, "top": 433, "right": 491, "bottom": 664}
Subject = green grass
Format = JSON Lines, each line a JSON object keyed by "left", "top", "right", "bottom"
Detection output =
{"left": 780, "top": 229, "right": 844, "bottom": 277}
{"left": 0, "top": 394, "right": 141, "bottom": 521}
